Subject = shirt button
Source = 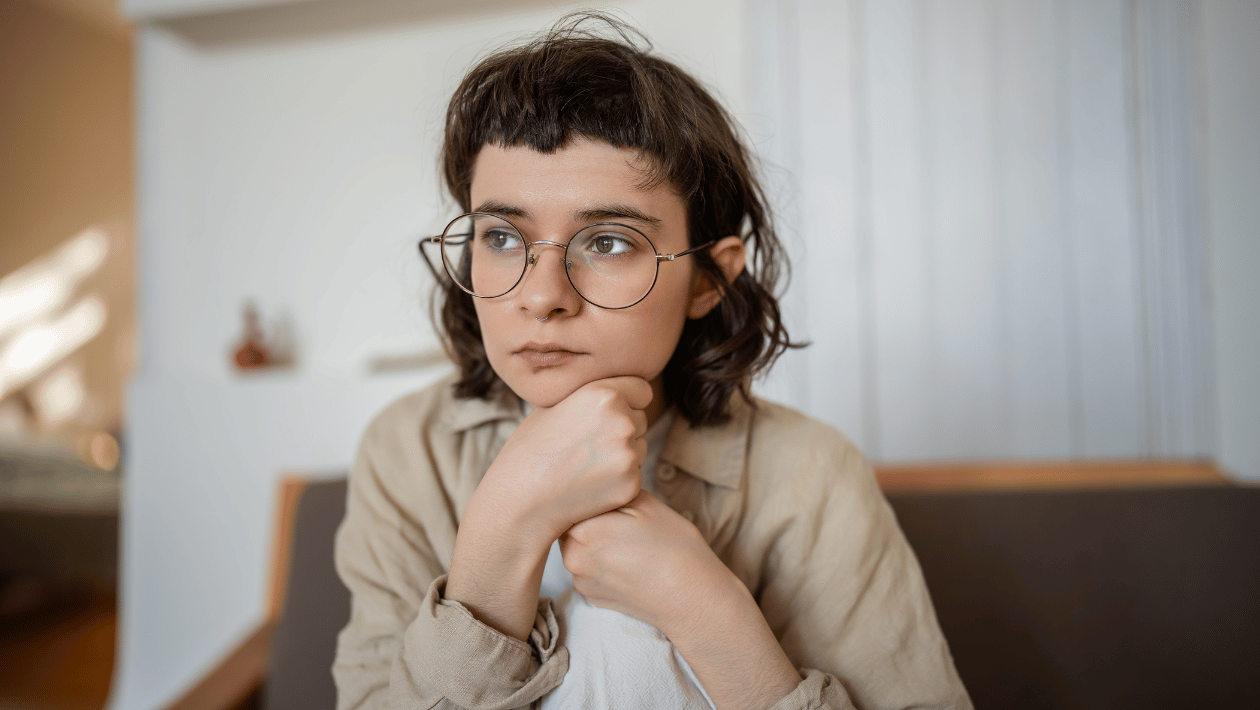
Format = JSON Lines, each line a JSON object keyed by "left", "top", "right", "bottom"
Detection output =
{"left": 656, "top": 463, "right": 676, "bottom": 482}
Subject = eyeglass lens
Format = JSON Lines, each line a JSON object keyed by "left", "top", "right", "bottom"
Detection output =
{"left": 440, "top": 213, "right": 659, "bottom": 309}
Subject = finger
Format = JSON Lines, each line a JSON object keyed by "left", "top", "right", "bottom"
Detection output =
{"left": 563, "top": 511, "right": 606, "bottom": 540}
{"left": 562, "top": 512, "right": 618, "bottom": 553}
{"left": 616, "top": 488, "right": 654, "bottom": 514}
{"left": 629, "top": 408, "right": 647, "bottom": 438}
{"left": 632, "top": 488, "right": 660, "bottom": 505}
{"left": 592, "top": 375, "right": 654, "bottom": 411}
{"left": 558, "top": 535, "right": 587, "bottom": 577}
{"left": 633, "top": 434, "right": 648, "bottom": 469}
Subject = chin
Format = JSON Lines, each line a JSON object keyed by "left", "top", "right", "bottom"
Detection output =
{"left": 500, "top": 359, "right": 654, "bottom": 410}
{"left": 512, "top": 384, "right": 569, "bottom": 409}
{"left": 498, "top": 368, "right": 589, "bottom": 409}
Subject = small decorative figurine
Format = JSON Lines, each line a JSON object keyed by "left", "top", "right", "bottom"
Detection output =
{"left": 233, "top": 301, "right": 270, "bottom": 370}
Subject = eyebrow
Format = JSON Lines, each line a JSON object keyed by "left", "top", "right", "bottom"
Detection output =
{"left": 471, "top": 200, "right": 662, "bottom": 228}
{"left": 472, "top": 200, "right": 529, "bottom": 219}
{"left": 575, "top": 204, "right": 662, "bottom": 227}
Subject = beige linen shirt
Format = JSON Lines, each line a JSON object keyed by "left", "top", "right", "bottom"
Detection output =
{"left": 333, "top": 374, "right": 972, "bottom": 710}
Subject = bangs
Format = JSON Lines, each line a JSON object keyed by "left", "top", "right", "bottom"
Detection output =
{"left": 443, "top": 16, "right": 719, "bottom": 217}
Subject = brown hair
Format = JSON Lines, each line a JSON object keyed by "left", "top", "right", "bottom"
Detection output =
{"left": 430, "top": 12, "right": 802, "bottom": 426}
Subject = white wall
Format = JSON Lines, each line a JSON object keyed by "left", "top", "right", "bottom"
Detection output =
{"left": 1201, "top": 1, "right": 1260, "bottom": 481}
{"left": 114, "top": 2, "right": 751, "bottom": 709}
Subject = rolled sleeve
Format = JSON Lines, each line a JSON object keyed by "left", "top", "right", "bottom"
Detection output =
{"left": 765, "top": 669, "right": 857, "bottom": 710}
{"left": 391, "top": 575, "right": 568, "bottom": 710}
{"left": 333, "top": 393, "right": 565, "bottom": 710}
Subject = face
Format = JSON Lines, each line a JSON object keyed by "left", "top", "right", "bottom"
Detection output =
{"left": 468, "top": 138, "right": 699, "bottom": 417}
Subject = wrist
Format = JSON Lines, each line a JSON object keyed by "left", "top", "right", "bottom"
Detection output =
{"left": 464, "top": 479, "right": 557, "bottom": 554}
{"left": 661, "top": 566, "right": 752, "bottom": 648}
{"left": 444, "top": 491, "right": 554, "bottom": 641}
{"left": 667, "top": 577, "right": 801, "bottom": 710}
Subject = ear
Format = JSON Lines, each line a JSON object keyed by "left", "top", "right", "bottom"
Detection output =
{"left": 688, "top": 236, "right": 746, "bottom": 319}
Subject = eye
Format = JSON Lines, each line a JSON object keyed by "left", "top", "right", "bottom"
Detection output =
{"left": 588, "top": 234, "right": 634, "bottom": 256}
{"left": 483, "top": 229, "right": 523, "bottom": 251}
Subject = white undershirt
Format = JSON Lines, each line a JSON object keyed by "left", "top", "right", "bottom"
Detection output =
{"left": 537, "top": 410, "right": 715, "bottom": 709}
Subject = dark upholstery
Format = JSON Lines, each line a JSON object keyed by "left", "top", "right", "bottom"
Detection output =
{"left": 888, "top": 485, "right": 1260, "bottom": 710}
{"left": 262, "top": 478, "right": 351, "bottom": 710}
{"left": 261, "top": 479, "right": 1260, "bottom": 710}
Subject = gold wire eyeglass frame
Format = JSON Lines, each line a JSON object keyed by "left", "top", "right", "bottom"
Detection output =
{"left": 418, "top": 211, "right": 715, "bottom": 310}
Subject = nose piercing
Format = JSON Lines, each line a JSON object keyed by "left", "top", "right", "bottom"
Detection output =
{"left": 535, "top": 315, "right": 550, "bottom": 322}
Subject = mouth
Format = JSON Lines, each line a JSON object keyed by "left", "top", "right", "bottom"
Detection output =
{"left": 514, "top": 342, "right": 588, "bottom": 368}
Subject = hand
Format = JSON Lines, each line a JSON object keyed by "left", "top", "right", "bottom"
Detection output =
{"left": 472, "top": 375, "right": 654, "bottom": 550}
{"left": 445, "top": 375, "right": 652, "bottom": 641}
{"left": 561, "top": 491, "right": 804, "bottom": 710}
{"left": 558, "top": 489, "right": 739, "bottom": 639}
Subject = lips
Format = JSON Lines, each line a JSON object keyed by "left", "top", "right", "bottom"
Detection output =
{"left": 514, "top": 342, "right": 587, "bottom": 368}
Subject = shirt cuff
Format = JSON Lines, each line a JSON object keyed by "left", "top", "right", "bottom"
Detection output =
{"left": 765, "top": 668, "right": 856, "bottom": 710}
{"left": 401, "top": 574, "right": 569, "bottom": 710}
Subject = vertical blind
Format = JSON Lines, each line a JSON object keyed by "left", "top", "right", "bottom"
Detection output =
{"left": 751, "top": 0, "right": 1213, "bottom": 462}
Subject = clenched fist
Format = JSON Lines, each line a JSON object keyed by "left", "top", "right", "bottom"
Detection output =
{"left": 476, "top": 376, "right": 653, "bottom": 545}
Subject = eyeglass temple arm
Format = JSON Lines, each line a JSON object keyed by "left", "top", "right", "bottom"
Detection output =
{"left": 657, "top": 240, "right": 717, "bottom": 262}
{"left": 418, "top": 235, "right": 446, "bottom": 281}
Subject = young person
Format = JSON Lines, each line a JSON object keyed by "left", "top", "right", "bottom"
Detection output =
{"left": 333, "top": 14, "right": 971, "bottom": 710}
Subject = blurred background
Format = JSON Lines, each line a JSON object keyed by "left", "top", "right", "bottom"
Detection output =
{"left": 0, "top": 0, "right": 1256, "bottom": 709}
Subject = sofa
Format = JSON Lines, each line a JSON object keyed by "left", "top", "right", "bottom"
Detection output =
{"left": 174, "top": 464, "right": 1260, "bottom": 710}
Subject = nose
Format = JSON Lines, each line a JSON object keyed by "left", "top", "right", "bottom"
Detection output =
{"left": 516, "top": 240, "right": 581, "bottom": 320}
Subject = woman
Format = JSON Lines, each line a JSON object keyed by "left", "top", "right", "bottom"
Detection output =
{"left": 333, "top": 13, "right": 970, "bottom": 710}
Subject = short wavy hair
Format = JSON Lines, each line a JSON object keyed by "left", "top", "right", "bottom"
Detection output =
{"left": 430, "top": 12, "right": 801, "bottom": 426}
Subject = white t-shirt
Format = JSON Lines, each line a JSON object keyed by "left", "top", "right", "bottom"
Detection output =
{"left": 538, "top": 411, "right": 716, "bottom": 709}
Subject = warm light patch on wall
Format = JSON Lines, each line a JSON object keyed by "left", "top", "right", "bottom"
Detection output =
{"left": 76, "top": 430, "right": 120, "bottom": 471}
{"left": 0, "top": 228, "right": 110, "bottom": 403}
{"left": 0, "top": 228, "right": 107, "bottom": 336}
{"left": 35, "top": 365, "right": 87, "bottom": 428}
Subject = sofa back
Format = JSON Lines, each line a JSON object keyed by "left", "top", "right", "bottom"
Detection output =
{"left": 262, "top": 478, "right": 351, "bottom": 710}
{"left": 266, "top": 479, "right": 1260, "bottom": 709}
{"left": 890, "top": 485, "right": 1260, "bottom": 709}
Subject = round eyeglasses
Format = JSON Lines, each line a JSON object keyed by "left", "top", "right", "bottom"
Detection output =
{"left": 419, "top": 212, "right": 714, "bottom": 310}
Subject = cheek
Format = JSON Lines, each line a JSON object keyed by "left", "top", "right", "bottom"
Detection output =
{"left": 471, "top": 299, "right": 508, "bottom": 357}
{"left": 471, "top": 299, "right": 490, "bottom": 331}
{"left": 612, "top": 281, "right": 691, "bottom": 372}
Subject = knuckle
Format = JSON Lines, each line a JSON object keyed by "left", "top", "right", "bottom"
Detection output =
{"left": 611, "top": 416, "right": 635, "bottom": 439}
{"left": 563, "top": 548, "right": 586, "bottom": 573}
{"left": 611, "top": 447, "right": 637, "bottom": 471}
{"left": 585, "top": 383, "right": 615, "bottom": 402}
{"left": 613, "top": 477, "right": 639, "bottom": 506}
{"left": 574, "top": 382, "right": 605, "bottom": 404}
{"left": 566, "top": 518, "right": 592, "bottom": 541}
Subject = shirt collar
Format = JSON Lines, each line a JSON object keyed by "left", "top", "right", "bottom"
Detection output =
{"left": 440, "top": 380, "right": 525, "bottom": 433}
{"left": 660, "top": 393, "right": 751, "bottom": 490}
{"left": 440, "top": 378, "right": 750, "bottom": 491}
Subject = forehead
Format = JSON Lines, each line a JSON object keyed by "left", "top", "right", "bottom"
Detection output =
{"left": 468, "top": 138, "right": 685, "bottom": 229}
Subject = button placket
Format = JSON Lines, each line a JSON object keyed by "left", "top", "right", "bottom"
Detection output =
{"left": 654, "top": 465, "right": 713, "bottom": 539}
{"left": 653, "top": 462, "right": 680, "bottom": 507}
